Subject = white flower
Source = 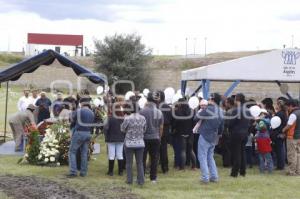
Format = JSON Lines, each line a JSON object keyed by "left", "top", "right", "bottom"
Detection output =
{"left": 44, "top": 158, "right": 49, "bottom": 163}
{"left": 57, "top": 162, "right": 60, "bottom": 166}
{"left": 24, "top": 153, "right": 28, "bottom": 158}
{"left": 50, "top": 157, "right": 55, "bottom": 162}
{"left": 38, "top": 154, "right": 42, "bottom": 160}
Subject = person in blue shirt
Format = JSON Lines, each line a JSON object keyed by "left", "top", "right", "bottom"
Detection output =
{"left": 67, "top": 97, "right": 95, "bottom": 178}
{"left": 194, "top": 93, "right": 224, "bottom": 184}
{"left": 35, "top": 92, "right": 52, "bottom": 123}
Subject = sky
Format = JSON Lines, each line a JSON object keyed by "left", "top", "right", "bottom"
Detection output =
{"left": 0, "top": 0, "right": 300, "bottom": 55}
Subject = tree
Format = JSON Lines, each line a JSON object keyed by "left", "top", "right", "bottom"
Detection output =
{"left": 94, "top": 33, "right": 152, "bottom": 93}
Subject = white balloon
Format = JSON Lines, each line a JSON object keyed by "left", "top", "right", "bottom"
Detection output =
{"left": 96, "top": 86, "right": 104, "bottom": 95}
{"left": 185, "top": 87, "right": 193, "bottom": 96}
{"left": 172, "top": 93, "right": 183, "bottom": 104}
{"left": 93, "top": 98, "right": 101, "bottom": 107}
{"left": 143, "top": 88, "right": 150, "bottom": 97}
{"left": 250, "top": 105, "right": 261, "bottom": 118}
{"left": 138, "top": 97, "right": 147, "bottom": 109}
{"left": 125, "top": 91, "right": 135, "bottom": 100}
{"left": 198, "top": 92, "right": 204, "bottom": 98}
{"left": 164, "top": 87, "right": 175, "bottom": 104}
{"left": 271, "top": 116, "right": 282, "bottom": 129}
{"left": 104, "top": 85, "right": 110, "bottom": 93}
{"left": 188, "top": 96, "right": 200, "bottom": 109}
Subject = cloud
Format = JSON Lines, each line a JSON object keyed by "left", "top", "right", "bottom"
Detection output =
{"left": 280, "top": 14, "right": 300, "bottom": 21}
{"left": 0, "top": 0, "right": 169, "bottom": 21}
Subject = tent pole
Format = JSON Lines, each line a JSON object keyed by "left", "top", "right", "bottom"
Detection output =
{"left": 191, "top": 83, "right": 202, "bottom": 97}
{"left": 3, "top": 81, "right": 9, "bottom": 142}
{"left": 224, "top": 80, "right": 241, "bottom": 97}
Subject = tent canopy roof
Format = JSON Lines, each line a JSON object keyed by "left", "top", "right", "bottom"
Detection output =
{"left": 181, "top": 48, "right": 300, "bottom": 82}
{"left": 0, "top": 49, "right": 106, "bottom": 84}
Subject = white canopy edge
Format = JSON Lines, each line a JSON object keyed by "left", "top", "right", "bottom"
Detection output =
{"left": 181, "top": 48, "right": 300, "bottom": 82}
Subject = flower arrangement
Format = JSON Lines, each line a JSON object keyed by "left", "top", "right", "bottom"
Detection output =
{"left": 18, "top": 124, "right": 40, "bottom": 165}
{"left": 37, "top": 128, "right": 60, "bottom": 165}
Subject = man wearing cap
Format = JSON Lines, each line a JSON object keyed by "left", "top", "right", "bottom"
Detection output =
{"left": 9, "top": 104, "right": 36, "bottom": 151}
{"left": 35, "top": 92, "right": 52, "bottom": 124}
{"left": 67, "top": 98, "right": 95, "bottom": 178}
{"left": 52, "top": 92, "right": 64, "bottom": 117}
{"left": 283, "top": 99, "right": 300, "bottom": 176}
{"left": 140, "top": 91, "right": 164, "bottom": 183}
{"left": 194, "top": 93, "right": 224, "bottom": 184}
{"left": 17, "top": 90, "right": 32, "bottom": 112}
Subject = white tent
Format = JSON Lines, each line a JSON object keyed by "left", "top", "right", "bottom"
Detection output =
{"left": 182, "top": 48, "right": 300, "bottom": 82}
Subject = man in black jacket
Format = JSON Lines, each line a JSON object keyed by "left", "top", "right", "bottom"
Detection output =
{"left": 227, "top": 93, "right": 251, "bottom": 177}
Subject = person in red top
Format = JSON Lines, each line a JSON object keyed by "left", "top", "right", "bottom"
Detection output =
{"left": 255, "top": 113, "right": 273, "bottom": 173}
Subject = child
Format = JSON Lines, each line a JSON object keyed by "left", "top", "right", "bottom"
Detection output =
{"left": 255, "top": 110, "right": 273, "bottom": 173}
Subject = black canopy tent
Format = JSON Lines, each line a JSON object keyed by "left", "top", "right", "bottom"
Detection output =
{"left": 0, "top": 49, "right": 107, "bottom": 142}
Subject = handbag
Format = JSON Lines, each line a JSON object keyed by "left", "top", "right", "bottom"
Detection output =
{"left": 125, "top": 138, "right": 145, "bottom": 148}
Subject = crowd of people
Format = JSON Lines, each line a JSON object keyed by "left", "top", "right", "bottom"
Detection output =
{"left": 8, "top": 88, "right": 300, "bottom": 186}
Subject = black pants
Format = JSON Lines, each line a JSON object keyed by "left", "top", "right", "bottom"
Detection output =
{"left": 193, "top": 133, "right": 200, "bottom": 168}
{"left": 174, "top": 135, "right": 196, "bottom": 169}
{"left": 160, "top": 134, "right": 169, "bottom": 173}
{"left": 230, "top": 133, "right": 247, "bottom": 177}
{"left": 221, "top": 134, "right": 232, "bottom": 167}
{"left": 274, "top": 138, "right": 286, "bottom": 169}
{"left": 143, "top": 139, "right": 160, "bottom": 181}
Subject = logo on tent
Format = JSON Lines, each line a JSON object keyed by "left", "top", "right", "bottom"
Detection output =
{"left": 282, "top": 51, "right": 300, "bottom": 65}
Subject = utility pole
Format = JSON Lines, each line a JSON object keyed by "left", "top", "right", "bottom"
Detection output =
{"left": 292, "top": 35, "right": 294, "bottom": 48}
{"left": 193, "top": 38, "right": 196, "bottom": 55}
{"left": 185, "top": 37, "right": 188, "bottom": 58}
{"left": 204, "top": 37, "right": 207, "bottom": 56}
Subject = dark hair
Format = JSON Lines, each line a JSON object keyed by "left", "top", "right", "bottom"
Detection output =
{"left": 158, "top": 90, "right": 165, "bottom": 102}
{"left": 261, "top": 97, "right": 275, "bottom": 112}
{"left": 175, "top": 98, "right": 191, "bottom": 116}
{"left": 277, "top": 96, "right": 288, "bottom": 104}
{"left": 235, "top": 93, "right": 246, "bottom": 104}
{"left": 261, "top": 98, "right": 273, "bottom": 106}
{"left": 79, "top": 97, "right": 91, "bottom": 109}
{"left": 147, "top": 91, "right": 160, "bottom": 103}
{"left": 210, "top": 93, "right": 221, "bottom": 105}
{"left": 286, "top": 99, "right": 299, "bottom": 107}
{"left": 277, "top": 99, "right": 287, "bottom": 112}
{"left": 226, "top": 97, "right": 235, "bottom": 107}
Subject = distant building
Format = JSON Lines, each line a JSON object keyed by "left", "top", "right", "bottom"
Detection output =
{"left": 26, "top": 33, "right": 84, "bottom": 56}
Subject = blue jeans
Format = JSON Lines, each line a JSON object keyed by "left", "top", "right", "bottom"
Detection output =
{"left": 198, "top": 135, "right": 218, "bottom": 182}
{"left": 258, "top": 152, "right": 273, "bottom": 173}
{"left": 69, "top": 131, "right": 91, "bottom": 176}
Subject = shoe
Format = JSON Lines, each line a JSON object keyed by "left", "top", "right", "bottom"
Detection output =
{"left": 200, "top": 180, "right": 209, "bottom": 185}
{"left": 107, "top": 160, "right": 114, "bottom": 176}
{"left": 66, "top": 174, "right": 77, "bottom": 178}
{"left": 151, "top": 180, "right": 157, "bottom": 184}
{"left": 210, "top": 179, "right": 218, "bottom": 183}
{"left": 118, "top": 160, "right": 124, "bottom": 176}
{"left": 79, "top": 174, "right": 86, "bottom": 177}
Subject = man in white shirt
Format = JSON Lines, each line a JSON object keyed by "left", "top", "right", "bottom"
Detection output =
{"left": 17, "top": 90, "right": 31, "bottom": 112}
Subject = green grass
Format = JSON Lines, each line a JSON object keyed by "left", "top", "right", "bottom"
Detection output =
{"left": 1, "top": 137, "right": 300, "bottom": 199}
{"left": 0, "top": 53, "right": 23, "bottom": 68}
{"left": 1, "top": 87, "right": 300, "bottom": 198}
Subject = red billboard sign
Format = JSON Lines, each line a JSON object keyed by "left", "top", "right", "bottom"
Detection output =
{"left": 27, "top": 33, "right": 83, "bottom": 46}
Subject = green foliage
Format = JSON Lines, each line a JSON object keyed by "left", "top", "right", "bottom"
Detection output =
{"left": 0, "top": 53, "right": 23, "bottom": 65}
{"left": 94, "top": 33, "right": 152, "bottom": 92}
{"left": 27, "top": 131, "right": 40, "bottom": 165}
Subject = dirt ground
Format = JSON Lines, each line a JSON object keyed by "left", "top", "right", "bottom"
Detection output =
{"left": 0, "top": 175, "right": 139, "bottom": 199}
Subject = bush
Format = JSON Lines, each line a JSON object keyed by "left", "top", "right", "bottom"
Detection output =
{"left": 94, "top": 33, "right": 152, "bottom": 92}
